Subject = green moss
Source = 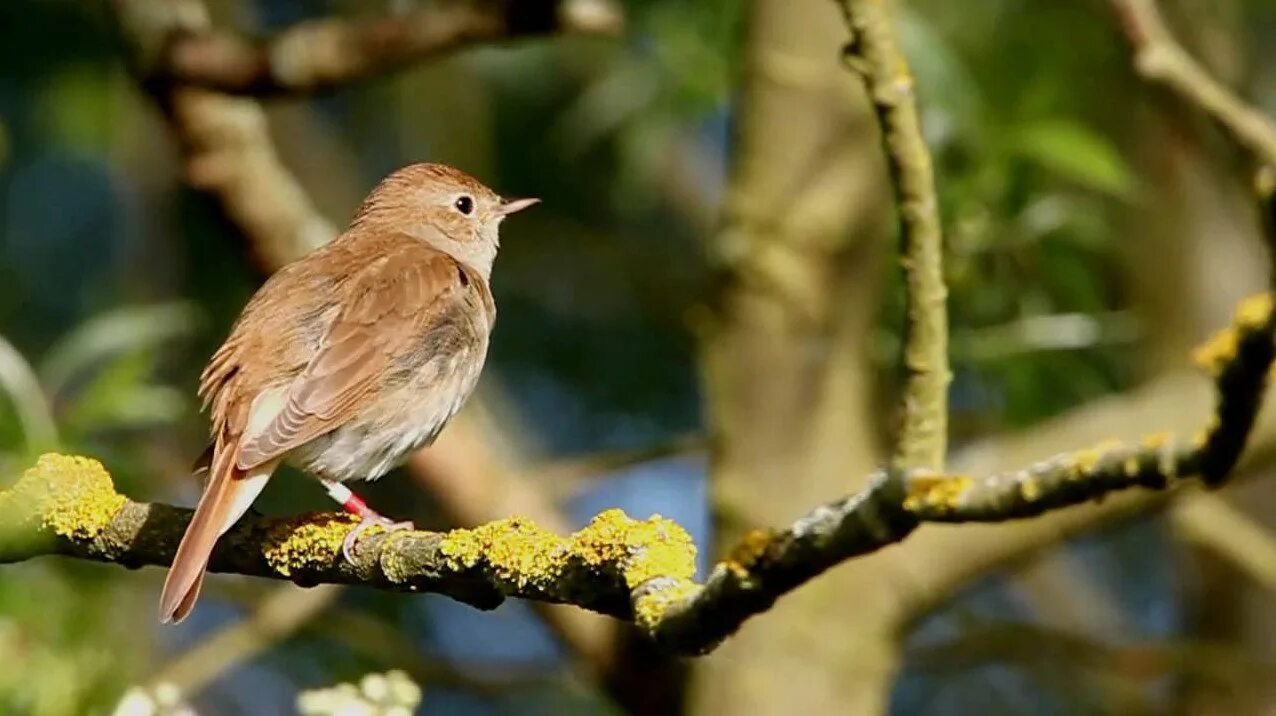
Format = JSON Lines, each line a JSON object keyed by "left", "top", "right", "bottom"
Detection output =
{"left": 0, "top": 454, "right": 127, "bottom": 540}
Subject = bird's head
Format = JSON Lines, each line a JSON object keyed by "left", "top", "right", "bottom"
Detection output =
{"left": 350, "top": 163, "right": 538, "bottom": 278}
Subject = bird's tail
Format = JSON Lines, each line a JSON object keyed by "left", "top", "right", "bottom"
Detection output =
{"left": 159, "top": 443, "right": 273, "bottom": 623}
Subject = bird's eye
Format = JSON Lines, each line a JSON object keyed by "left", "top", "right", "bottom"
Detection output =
{"left": 454, "top": 196, "right": 474, "bottom": 215}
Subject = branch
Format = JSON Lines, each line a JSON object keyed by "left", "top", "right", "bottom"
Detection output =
{"left": 115, "top": 0, "right": 335, "bottom": 270}
{"left": 885, "top": 4, "right": 1276, "bottom": 625}
{"left": 151, "top": 584, "right": 342, "bottom": 694}
{"left": 5, "top": 289, "right": 1271, "bottom": 654}
{"left": 834, "top": 0, "right": 951, "bottom": 470}
{"left": 136, "top": 0, "right": 623, "bottom": 97}
{"left": 1106, "top": 0, "right": 1276, "bottom": 167}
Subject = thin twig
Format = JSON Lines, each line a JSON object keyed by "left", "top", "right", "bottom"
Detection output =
{"left": 152, "top": 584, "right": 343, "bottom": 694}
{"left": 834, "top": 0, "right": 950, "bottom": 471}
{"left": 1106, "top": 0, "right": 1276, "bottom": 167}
{"left": 1174, "top": 493, "right": 1276, "bottom": 592}
{"left": 151, "top": 0, "right": 623, "bottom": 96}
{"left": 520, "top": 434, "right": 706, "bottom": 501}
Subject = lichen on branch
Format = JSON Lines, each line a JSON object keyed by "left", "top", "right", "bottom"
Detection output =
{"left": 2, "top": 291, "right": 1269, "bottom": 655}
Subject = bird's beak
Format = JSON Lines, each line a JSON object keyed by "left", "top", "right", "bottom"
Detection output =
{"left": 496, "top": 197, "right": 540, "bottom": 216}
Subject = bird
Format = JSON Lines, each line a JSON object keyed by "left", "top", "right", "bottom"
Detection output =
{"left": 159, "top": 163, "right": 538, "bottom": 624}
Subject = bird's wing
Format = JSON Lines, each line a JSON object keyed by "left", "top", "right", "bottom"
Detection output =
{"left": 234, "top": 242, "right": 470, "bottom": 470}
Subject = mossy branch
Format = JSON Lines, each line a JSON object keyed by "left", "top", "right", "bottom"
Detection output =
{"left": 834, "top": 0, "right": 951, "bottom": 471}
{"left": 3, "top": 292, "right": 1270, "bottom": 654}
{"left": 129, "top": 0, "right": 623, "bottom": 97}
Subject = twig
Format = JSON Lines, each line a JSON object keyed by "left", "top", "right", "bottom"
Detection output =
{"left": 152, "top": 584, "right": 343, "bottom": 694}
{"left": 834, "top": 0, "right": 950, "bottom": 470}
{"left": 1174, "top": 493, "right": 1276, "bottom": 592}
{"left": 310, "top": 607, "right": 568, "bottom": 694}
{"left": 1106, "top": 0, "right": 1276, "bottom": 167}
{"left": 5, "top": 287, "right": 1271, "bottom": 654}
{"left": 116, "top": 0, "right": 335, "bottom": 271}
{"left": 147, "top": 0, "right": 623, "bottom": 97}
{"left": 519, "top": 433, "right": 706, "bottom": 501}
{"left": 907, "top": 620, "right": 1275, "bottom": 690}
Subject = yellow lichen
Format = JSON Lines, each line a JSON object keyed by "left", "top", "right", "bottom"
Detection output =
{"left": 723, "top": 528, "right": 775, "bottom": 578}
{"left": 262, "top": 513, "right": 356, "bottom": 576}
{"left": 1068, "top": 440, "right": 1124, "bottom": 478}
{"left": 1140, "top": 432, "right": 1173, "bottom": 450}
{"left": 1192, "top": 421, "right": 1215, "bottom": 450}
{"left": 902, "top": 474, "right": 973, "bottom": 513}
{"left": 1194, "top": 327, "right": 1240, "bottom": 375}
{"left": 1123, "top": 456, "right": 1141, "bottom": 477}
{"left": 0, "top": 453, "right": 127, "bottom": 540}
{"left": 633, "top": 580, "right": 701, "bottom": 631}
{"left": 574, "top": 509, "right": 697, "bottom": 587}
{"left": 439, "top": 516, "right": 569, "bottom": 589}
{"left": 1019, "top": 478, "right": 1041, "bottom": 502}
{"left": 439, "top": 508, "right": 698, "bottom": 605}
{"left": 1234, "top": 292, "right": 1275, "bottom": 329}
{"left": 1193, "top": 293, "right": 1274, "bottom": 375}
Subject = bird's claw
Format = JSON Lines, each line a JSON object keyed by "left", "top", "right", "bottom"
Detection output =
{"left": 342, "top": 516, "right": 414, "bottom": 564}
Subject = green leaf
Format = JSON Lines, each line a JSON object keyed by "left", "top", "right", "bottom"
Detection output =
{"left": 1008, "top": 119, "right": 1138, "bottom": 199}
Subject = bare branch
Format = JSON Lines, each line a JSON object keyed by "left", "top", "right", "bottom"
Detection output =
{"left": 834, "top": 0, "right": 951, "bottom": 470}
{"left": 133, "top": 0, "right": 623, "bottom": 97}
{"left": 1106, "top": 0, "right": 1276, "bottom": 167}
{"left": 5, "top": 288, "right": 1270, "bottom": 654}
{"left": 115, "top": 0, "right": 335, "bottom": 270}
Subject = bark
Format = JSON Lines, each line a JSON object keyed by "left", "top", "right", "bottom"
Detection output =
{"left": 690, "top": 0, "right": 892, "bottom": 709}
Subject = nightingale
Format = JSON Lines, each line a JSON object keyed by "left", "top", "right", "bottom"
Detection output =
{"left": 159, "top": 163, "right": 538, "bottom": 624}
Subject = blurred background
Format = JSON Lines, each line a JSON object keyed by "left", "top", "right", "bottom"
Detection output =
{"left": 3, "top": 0, "right": 1276, "bottom": 714}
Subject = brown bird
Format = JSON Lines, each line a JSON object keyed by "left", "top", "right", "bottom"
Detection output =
{"left": 159, "top": 163, "right": 537, "bottom": 623}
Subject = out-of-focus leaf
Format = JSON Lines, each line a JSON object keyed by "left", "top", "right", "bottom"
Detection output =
{"left": 1008, "top": 120, "right": 1138, "bottom": 199}
{"left": 0, "top": 335, "right": 57, "bottom": 451}
{"left": 37, "top": 64, "right": 118, "bottom": 154}
{"left": 898, "top": 5, "right": 986, "bottom": 150}
{"left": 61, "top": 352, "right": 189, "bottom": 434}
{"left": 952, "top": 311, "right": 1141, "bottom": 362}
{"left": 39, "top": 302, "right": 199, "bottom": 397}
{"left": 68, "top": 385, "right": 185, "bottom": 431}
{"left": 553, "top": 58, "right": 661, "bottom": 156}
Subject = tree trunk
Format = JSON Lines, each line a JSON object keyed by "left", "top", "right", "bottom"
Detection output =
{"left": 689, "top": 0, "right": 894, "bottom": 712}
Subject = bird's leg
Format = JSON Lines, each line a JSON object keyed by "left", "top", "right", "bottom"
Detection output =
{"left": 319, "top": 479, "right": 414, "bottom": 562}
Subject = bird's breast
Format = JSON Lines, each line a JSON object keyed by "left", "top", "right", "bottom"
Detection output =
{"left": 289, "top": 331, "right": 489, "bottom": 483}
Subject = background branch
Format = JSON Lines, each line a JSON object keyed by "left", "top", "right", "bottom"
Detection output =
{"left": 835, "top": 0, "right": 951, "bottom": 470}
{"left": 1106, "top": 0, "right": 1276, "bottom": 166}
{"left": 148, "top": 0, "right": 623, "bottom": 97}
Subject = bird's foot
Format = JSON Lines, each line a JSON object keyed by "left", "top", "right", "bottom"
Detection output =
{"left": 342, "top": 513, "right": 415, "bottom": 564}
{"left": 318, "top": 478, "right": 415, "bottom": 563}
